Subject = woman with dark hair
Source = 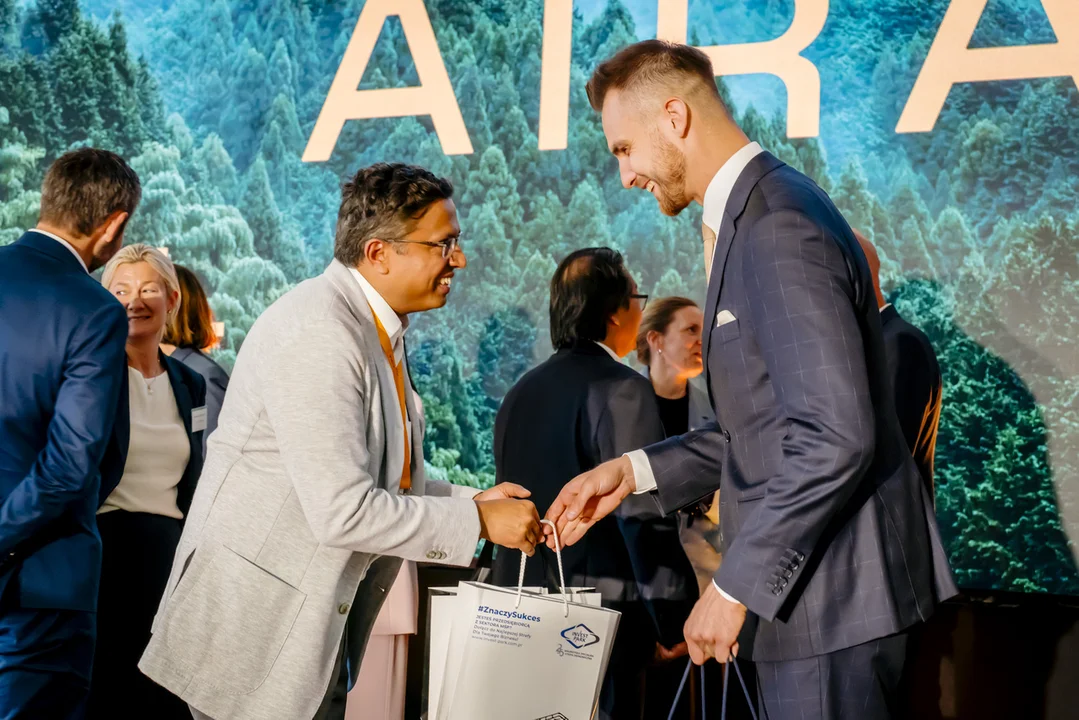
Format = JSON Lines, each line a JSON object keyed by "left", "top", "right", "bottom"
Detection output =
{"left": 636, "top": 296, "right": 711, "bottom": 437}
{"left": 161, "top": 264, "right": 229, "bottom": 453}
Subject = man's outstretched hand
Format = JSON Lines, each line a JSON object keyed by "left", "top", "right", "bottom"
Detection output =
{"left": 543, "top": 455, "right": 637, "bottom": 548}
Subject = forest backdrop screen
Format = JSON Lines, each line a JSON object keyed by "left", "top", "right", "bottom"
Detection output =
{"left": 1, "top": 0, "right": 1076, "bottom": 595}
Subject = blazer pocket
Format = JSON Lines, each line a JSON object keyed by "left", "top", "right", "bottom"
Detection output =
{"left": 737, "top": 490, "right": 766, "bottom": 503}
{"left": 717, "top": 318, "right": 740, "bottom": 343}
{"left": 256, "top": 489, "right": 318, "bottom": 587}
{"left": 159, "top": 545, "right": 305, "bottom": 696}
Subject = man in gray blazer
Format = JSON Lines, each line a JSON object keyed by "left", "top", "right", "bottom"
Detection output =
{"left": 139, "top": 163, "right": 543, "bottom": 720}
{"left": 545, "top": 42, "right": 957, "bottom": 719}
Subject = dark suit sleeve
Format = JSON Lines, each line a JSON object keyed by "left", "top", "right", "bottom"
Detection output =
{"left": 595, "top": 377, "right": 697, "bottom": 647}
{"left": 645, "top": 423, "right": 727, "bottom": 515}
{"left": 0, "top": 302, "right": 128, "bottom": 555}
{"left": 714, "top": 210, "right": 876, "bottom": 622}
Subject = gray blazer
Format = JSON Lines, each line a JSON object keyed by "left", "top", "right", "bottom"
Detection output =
{"left": 139, "top": 260, "right": 481, "bottom": 719}
{"left": 170, "top": 346, "right": 229, "bottom": 456}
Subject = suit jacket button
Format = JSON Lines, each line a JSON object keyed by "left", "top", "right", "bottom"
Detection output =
{"left": 426, "top": 550, "right": 438, "bottom": 559}
{"left": 722, "top": 430, "right": 731, "bottom": 442}
{"left": 338, "top": 603, "right": 350, "bottom": 615}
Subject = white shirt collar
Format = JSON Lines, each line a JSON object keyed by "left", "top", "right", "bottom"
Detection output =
{"left": 880, "top": 303, "right": 893, "bottom": 313}
{"left": 349, "top": 267, "right": 408, "bottom": 363}
{"left": 32, "top": 228, "right": 88, "bottom": 274}
{"left": 701, "top": 142, "right": 764, "bottom": 235}
{"left": 594, "top": 341, "right": 621, "bottom": 362}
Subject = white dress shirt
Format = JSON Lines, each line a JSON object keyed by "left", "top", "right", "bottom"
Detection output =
{"left": 32, "top": 228, "right": 88, "bottom": 274}
{"left": 593, "top": 340, "right": 621, "bottom": 362}
{"left": 624, "top": 142, "right": 765, "bottom": 605}
{"left": 349, "top": 267, "right": 412, "bottom": 438}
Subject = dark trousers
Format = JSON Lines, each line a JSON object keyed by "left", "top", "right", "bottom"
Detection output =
{"left": 88, "top": 511, "right": 189, "bottom": 719}
{"left": 314, "top": 633, "right": 349, "bottom": 720}
{"left": 0, "top": 605, "right": 95, "bottom": 720}
{"left": 755, "top": 632, "right": 908, "bottom": 720}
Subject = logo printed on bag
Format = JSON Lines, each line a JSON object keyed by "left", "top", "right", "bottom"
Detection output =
{"left": 560, "top": 623, "right": 600, "bottom": 649}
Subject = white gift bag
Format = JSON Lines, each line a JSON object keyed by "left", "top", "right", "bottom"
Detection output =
{"left": 429, "top": 521, "right": 620, "bottom": 720}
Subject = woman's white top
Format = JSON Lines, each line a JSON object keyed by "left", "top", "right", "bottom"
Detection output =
{"left": 98, "top": 367, "right": 189, "bottom": 519}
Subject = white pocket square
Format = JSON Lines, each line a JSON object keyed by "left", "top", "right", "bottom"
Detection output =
{"left": 716, "top": 309, "right": 737, "bottom": 327}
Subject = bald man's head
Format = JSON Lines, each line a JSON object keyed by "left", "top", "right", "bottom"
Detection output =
{"left": 854, "top": 229, "right": 886, "bottom": 309}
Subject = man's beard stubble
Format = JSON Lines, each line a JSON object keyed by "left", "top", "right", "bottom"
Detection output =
{"left": 653, "top": 135, "right": 691, "bottom": 217}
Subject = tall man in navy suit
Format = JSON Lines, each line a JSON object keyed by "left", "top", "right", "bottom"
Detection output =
{"left": 545, "top": 42, "right": 957, "bottom": 719}
{"left": 0, "top": 148, "right": 140, "bottom": 718}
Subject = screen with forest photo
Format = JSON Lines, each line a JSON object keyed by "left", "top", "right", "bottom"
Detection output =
{"left": 1, "top": 0, "right": 1076, "bottom": 595}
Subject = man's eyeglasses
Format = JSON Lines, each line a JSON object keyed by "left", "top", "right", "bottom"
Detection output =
{"left": 392, "top": 236, "right": 461, "bottom": 259}
{"left": 631, "top": 293, "right": 649, "bottom": 310}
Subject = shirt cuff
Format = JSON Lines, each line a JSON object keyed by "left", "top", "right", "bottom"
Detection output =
{"left": 625, "top": 450, "right": 657, "bottom": 494}
{"left": 712, "top": 580, "right": 740, "bottom": 605}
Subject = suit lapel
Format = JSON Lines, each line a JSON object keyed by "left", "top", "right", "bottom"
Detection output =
{"left": 701, "top": 152, "right": 787, "bottom": 360}
{"left": 702, "top": 214, "right": 737, "bottom": 360}
{"left": 163, "top": 353, "right": 193, "bottom": 436}
{"left": 325, "top": 261, "right": 406, "bottom": 492}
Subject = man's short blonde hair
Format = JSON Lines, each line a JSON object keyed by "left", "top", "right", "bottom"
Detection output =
{"left": 101, "top": 243, "right": 182, "bottom": 323}
{"left": 586, "top": 40, "right": 723, "bottom": 112}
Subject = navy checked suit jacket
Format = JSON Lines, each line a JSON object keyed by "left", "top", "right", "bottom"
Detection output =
{"left": 644, "top": 153, "right": 958, "bottom": 662}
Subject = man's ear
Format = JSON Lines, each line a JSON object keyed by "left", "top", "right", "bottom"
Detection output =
{"left": 664, "top": 97, "right": 691, "bottom": 139}
{"left": 362, "top": 238, "right": 392, "bottom": 273}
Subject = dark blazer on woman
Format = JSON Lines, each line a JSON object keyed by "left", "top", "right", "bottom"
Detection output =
{"left": 88, "top": 355, "right": 205, "bottom": 719}
{"left": 169, "top": 347, "right": 228, "bottom": 457}
{"left": 161, "top": 353, "right": 207, "bottom": 517}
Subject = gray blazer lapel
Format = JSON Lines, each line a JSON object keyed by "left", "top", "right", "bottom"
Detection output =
{"left": 324, "top": 261, "right": 406, "bottom": 492}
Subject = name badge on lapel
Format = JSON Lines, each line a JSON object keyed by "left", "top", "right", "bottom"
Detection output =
{"left": 191, "top": 406, "right": 208, "bottom": 433}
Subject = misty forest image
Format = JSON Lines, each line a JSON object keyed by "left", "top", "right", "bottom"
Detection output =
{"left": 1, "top": 0, "right": 1076, "bottom": 594}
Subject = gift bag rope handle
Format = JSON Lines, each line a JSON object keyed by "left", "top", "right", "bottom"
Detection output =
{"left": 668, "top": 655, "right": 758, "bottom": 720}
{"left": 515, "top": 519, "right": 569, "bottom": 618}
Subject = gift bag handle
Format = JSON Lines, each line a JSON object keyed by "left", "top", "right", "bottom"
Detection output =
{"left": 515, "top": 519, "right": 569, "bottom": 617}
{"left": 668, "top": 656, "right": 757, "bottom": 720}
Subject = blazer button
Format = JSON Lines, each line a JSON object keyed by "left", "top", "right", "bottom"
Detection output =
{"left": 426, "top": 550, "right": 438, "bottom": 560}
{"left": 722, "top": 430, "right": 731, "bottom": 443}
{"left": 338, "top": 603, "right": 350, "bottom": 615}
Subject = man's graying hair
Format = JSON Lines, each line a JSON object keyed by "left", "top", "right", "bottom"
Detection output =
{"left": 334, "top": 163, "right": 454, "bottom": 266}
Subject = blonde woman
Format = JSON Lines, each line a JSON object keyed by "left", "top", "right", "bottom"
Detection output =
{"left": 89, "top": 245, "right": 205, "bottom": 719}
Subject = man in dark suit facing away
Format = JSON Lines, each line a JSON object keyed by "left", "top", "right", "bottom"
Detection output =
{"left": 854, "top": 230, "right": 943, "bottom": 499}
{"left": 545, "top": 42, "right": 957, "bottom": 719}
{"left": 0, "top": 149, "right": 139, "bottom": 718}
{"left": 491, "top": 248, "right": 698, "bottom": 719}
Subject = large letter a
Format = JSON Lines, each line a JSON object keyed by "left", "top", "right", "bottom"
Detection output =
{"left": 898, "top": 0, "right": 1079, "bottom": 133}
{"left": 303, "top": 0, "right": 473, "bottom": 161}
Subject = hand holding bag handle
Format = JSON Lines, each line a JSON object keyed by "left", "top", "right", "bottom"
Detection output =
{"left": 668, "top": 654, "right": 758, "bottom": 720}
{"left": 514, "top": 518, "right": 569, "bottom": 617}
